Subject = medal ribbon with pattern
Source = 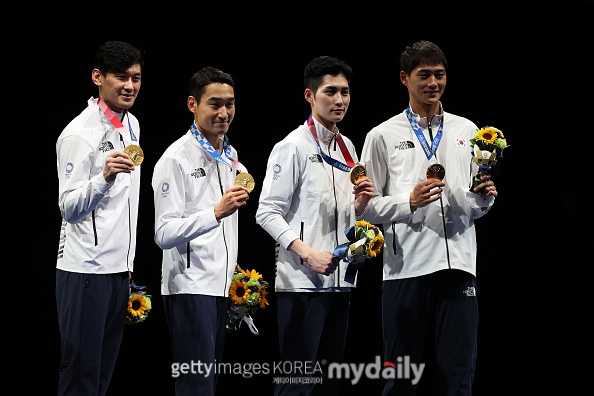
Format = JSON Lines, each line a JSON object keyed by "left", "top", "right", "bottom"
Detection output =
{"left": 405, "top": 105, "right": 443, "bottom": 161}
{"left": 189, "top": 121, "right": 246, "bottom": 172}
{"left": 97, "top": 98, "right": 138, "bottom": 144}
{"left": 98, "top": 98, "right": 144, "bottom": 166}
{"left": 307, "top": 115, "right": 355, "bottom": 172}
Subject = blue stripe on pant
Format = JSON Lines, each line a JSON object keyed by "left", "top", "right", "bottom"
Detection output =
{"left": 382, "top": 269, "right": 479, "bottom": 396}
{"left": 55, "top": 269, "right": 129, "bottom": 396}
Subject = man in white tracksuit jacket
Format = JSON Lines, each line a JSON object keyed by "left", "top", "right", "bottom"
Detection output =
{"left": 360, "top": 41, "right": 498, "bottom": 396}
{"left": 152, "top": 67, "right": 249, "bottom": 396}
{"left": 55, "top": 41, "right": 143, "bottom": 396}
{"left": 256, "top": 56, "right": 373, "bottom": 395}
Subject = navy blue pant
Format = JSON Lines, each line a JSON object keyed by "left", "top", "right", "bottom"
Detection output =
{"left": 382, "top": 269, "right": 479, "bottom": 396}
{"left": 275, "top": 292, "right": 350, "bottom": 396}
{"left": 55, "top": 269, "right": 129, "bottom": 396}
{"left": 163, "top": 294, "right": 228, "bottom": 396}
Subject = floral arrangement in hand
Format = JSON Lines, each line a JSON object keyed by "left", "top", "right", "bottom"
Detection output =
{"left": 469, "top": 126, "right": 509, "bottom": 193}
{"left": 333, "top": 220, "right": 384, "bottom": 283}
{"left": 126, "top": 283, "right": 152, "bottom": 325}
{"left": 227, "top": 267, "right": 269, "bottom": 334}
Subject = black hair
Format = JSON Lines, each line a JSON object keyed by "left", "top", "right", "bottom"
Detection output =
{"left": 399, "top": 40, "right": 447, "bottom": 75}
{"left": 188, "top": 67, "right": 235, "bottom": 102}
{"left": 303, "top": 56, "right": 353, "bottom": 93}
{"left": 94, "top": 41, "right": 144, "bottom": 75}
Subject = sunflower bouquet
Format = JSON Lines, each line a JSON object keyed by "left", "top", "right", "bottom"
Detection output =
{"left": 126, "top": 281, "right": 152, "bottom": 325}
{"left": 333, "top": 220, "right": 384, "bottom": 283}
{"left": 227, "top": 266, "right": 269, "bottom": 335}
{"left": 469, "top": 126, "right": 509, "bottom": 193}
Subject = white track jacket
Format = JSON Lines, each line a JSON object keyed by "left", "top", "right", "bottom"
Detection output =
{"left": 56, "top": 98, "right": 140, "bottom": 274}
{"left": 361, "top": 107, "right": 494, "bottom": 280}
{"left": 256, "top": 118, "right": 360, "bottom": 291}
{"left": 152, "top": 130, "right": 238, "bottom": 296}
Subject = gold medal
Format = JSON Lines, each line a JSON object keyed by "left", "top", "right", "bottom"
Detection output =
{"left": 349, "top": 164, "right": 367, "bottom": 184}
{"left": 124, "top": 144, "right": 144, "bottom": 166}
{"left": 234, "top": 172, "right": 255, "bottom": 193}
{"left": 426, "top": 163, "right": 445, "bottom": 180}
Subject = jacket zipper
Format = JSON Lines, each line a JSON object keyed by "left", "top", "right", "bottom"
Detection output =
{"left": 217, "top": 162, "right": 230, "bottom": 294}
{"left": 428, "top": 122, "right": 451, "bottom": 269}
{"left": 329, "top": 137, "right": 340, "bottom": 286}
{"left": 120, "top": 133, "right": 132, "bottom": 271}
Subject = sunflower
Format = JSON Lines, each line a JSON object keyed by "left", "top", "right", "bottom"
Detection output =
{"left": 259, "top": 287, "right": 269, "bottom": 309}
{"left": 128, "top": 293, "right": 148, "bottom": 318}
{"left": 242, "top": 269, "right": 263, "bottom": 281}
{"left": 369, "top": 233, "right": 384, "bottom": 258}
{"left": 475, "top": 127, "right": 498, "bottom": 145}
{"left": 229, "top": 280, "right": 250, "bottom": 305}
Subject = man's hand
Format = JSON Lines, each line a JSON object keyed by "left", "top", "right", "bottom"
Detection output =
{"left": 353, "top": 176, "right": 374, "bottom": 216}
{"left": 305, "top": 251, "right": 338, "bottom": 275}
{"left": 474, "top": 174, "right": 498, "bottom": 199}
{"left": 103, "top": 151, "right": 135, "bottom": 185}
{"left": 287, "top": 239, "right": 338, "bottom": 276}
{"left": 409, "top": 179, "right": 445, "bottom": 213}
{"left": 214, "top": 185, "right": 249, "bottom": 222}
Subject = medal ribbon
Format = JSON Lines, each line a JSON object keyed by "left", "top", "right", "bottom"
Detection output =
{"left": 189, "top": 122, "right": 247, "bottom": 172}
{"left": 307, "top": 115, "right": 355, "bottom": 172}
{"left": 97, "top": 98, "right": 138, "bottom": 144}
{"left": 405, "top": 105, "right": 443, "bottom": 161}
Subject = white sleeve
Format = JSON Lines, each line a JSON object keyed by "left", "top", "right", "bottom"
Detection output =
{"left": 152, "top": 156, "right": 219, "bottom": 250}
{"left": 360, "top": 131, "right": 413, "bottom": 224}
{"left": 255, "top": 140, "right": 301, "bottom": 250}
{"left": 57, "top": 135, "right": 112, "bottom": 224}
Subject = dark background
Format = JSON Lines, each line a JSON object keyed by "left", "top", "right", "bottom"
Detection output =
{"left": 4, "top": 2, "right": 592, "bottom": 394}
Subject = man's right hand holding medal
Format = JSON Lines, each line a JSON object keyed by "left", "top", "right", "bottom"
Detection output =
{"left": 409, "top": 179, "right": 444, "bottom": 213}
{"left": 103, "top": 151, "right": 135, "bottom": 185}
{"left": 214, "top": 185, "right": 250, "bottom": 223}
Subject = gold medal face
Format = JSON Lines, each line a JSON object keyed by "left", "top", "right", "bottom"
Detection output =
{"left": 234, "top": 172, "right": 255, "bottom": 192}
{"left": 124, "top": 144, "right": 144, "bottom": 166}
{"left": 349, "top": 164, "right": 367, "bottom": 184}
{"left": 426, "top": 163, "right": 445, "bottom": 180}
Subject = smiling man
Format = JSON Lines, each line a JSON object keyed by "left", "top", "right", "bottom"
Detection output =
{"left": 361, "top": 40, "right": 497, "bottom": 395}
{"left": 256, "top": 56, "right": 374, "bottom": 395}
{"left": 55, "top": 41, "right": 143, "bottom": 396}
{"left": 152, "top": 67, "right": 249, "bottom": 396}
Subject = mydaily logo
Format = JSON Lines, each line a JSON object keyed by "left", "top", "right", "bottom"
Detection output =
{"left": 328, "top": 355, "right": 425, "bottom": 385}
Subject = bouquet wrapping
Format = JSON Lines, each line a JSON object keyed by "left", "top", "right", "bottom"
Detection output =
{"left": 333, "top": 220, "right": 384, "bottom": 283}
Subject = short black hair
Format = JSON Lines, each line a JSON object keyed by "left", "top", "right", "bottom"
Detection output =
{"left": 95, "top": 41, "right": 144, "bottom": 75}
{"left": 188, "top": 67, "right": 235, "bottom": 102}
{"left": 304, "top": 56, "right": 353, "bottom": 93}
{"left": 399, "top": 40, "right": 447, "bottom": 75}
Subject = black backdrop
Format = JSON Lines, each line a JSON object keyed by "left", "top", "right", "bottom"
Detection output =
{"left": 5, "top": 3, "right": 592, "bottom": 395}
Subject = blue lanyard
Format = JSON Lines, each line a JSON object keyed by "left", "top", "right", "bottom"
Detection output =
{"left": 405, "top": 105, "right": 443, "bottom": 161}
{"left": 189, "top": 122, "right": 233, "bottom": 168}
{"left": 306, "top": 115, "right": 355, "bottom": 172}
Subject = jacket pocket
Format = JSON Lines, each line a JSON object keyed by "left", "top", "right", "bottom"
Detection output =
{"left": 187, "top": 241, "right": 191, "bottom": 269}
{"left": 391, "top": 222, "right": 397, "bottom": 255}
{"left": 91, "top": 210, "right": 98, "bottom": 246}
{"left": 299, "top": 221, "right": 304, "bottom": 265}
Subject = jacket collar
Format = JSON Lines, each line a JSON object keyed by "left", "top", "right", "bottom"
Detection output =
{"left": 409, "top": 102, "right": 444, "bottom": 129}
{"left": 308, "top": 116, "right": 339, "bottom": 146}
